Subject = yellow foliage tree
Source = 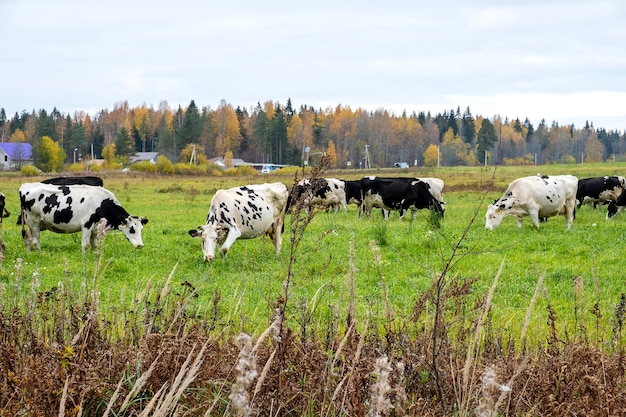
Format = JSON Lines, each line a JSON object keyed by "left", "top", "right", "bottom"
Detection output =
{"left": 423, "top": 144, "right": 439, "bottom": 167}
{"left": 102, "top": 143, "right": 116, "bottom": 163}
{"left": 326, "top": 140, "right": 338, "bottom": 168}
{"left": 224, "top": 149, "right": 234, "bottom": 168}
{"left": 37, "top": 136, "right": 66, "bottom": 172}
{"left": 180, "top": 143, "right": 208, "bottom": 165}
{"left": 10, "top": 128, "right": 26, "bottom": 142}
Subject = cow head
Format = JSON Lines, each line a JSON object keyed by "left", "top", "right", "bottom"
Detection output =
{"left": 188, "top": 224, "right": 227, "bottom": 261}
{"left": 485, "top": 203, "right": 506, "bottom": 230}
{"left": 117, "top": 216, "right": 148, "bottom": 248}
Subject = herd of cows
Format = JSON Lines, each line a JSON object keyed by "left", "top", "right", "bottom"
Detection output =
{"left": 0, "top": 173, "right": 625, "bottom": 262}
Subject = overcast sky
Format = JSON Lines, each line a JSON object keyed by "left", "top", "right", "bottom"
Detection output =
{"left": 2, "top": 0, "right": 625, "bottom": 131}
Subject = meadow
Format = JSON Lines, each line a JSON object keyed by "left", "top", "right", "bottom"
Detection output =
{"left": 1, "top": 163, "right": 625, "bottom": 416}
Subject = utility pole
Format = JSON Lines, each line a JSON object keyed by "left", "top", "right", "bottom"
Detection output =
{"left": 364, "top": 144, "right": 371, "bottom": 170}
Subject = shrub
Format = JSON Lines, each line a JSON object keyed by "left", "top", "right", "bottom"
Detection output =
{"left": 67, "top": 162, "right": 85, "bottom": 173}
{"left": 130, "top": 161, "right": 158, "bottom": 173}
{"left": 20, "top": 165, "right": 41, "bottom": 176}
{"left": 235, "top": 165, "right": 258, "bottom": 176}
{"left": 156, "top": 155, "right": 175, "bottom": 174}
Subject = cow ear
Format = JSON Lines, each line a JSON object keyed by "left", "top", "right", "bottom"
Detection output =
{"left": 188, "top": 228, "right": 201, "bottom": 238}
{"left": 216, "top": 225, "right": 222, "bottom": 231}
{"left": 141, "top": 217, "right": 149, "bottom": 225}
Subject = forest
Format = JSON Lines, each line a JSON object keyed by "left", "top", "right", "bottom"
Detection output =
{"left": 1, "top": 98, "right": 625, "bottom": 170}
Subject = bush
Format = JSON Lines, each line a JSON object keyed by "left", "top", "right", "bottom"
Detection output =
{"left": 130, "top": 161, "right": 158, "bottom": 173}
{"left": 156, "top": 155, "right": 175, "bottom": 174}
{"left": 20, "top": 165, "right": 41, "bottom": 176}
{"left": 235, "top": 165, "right": 258, "bottom": 176}
{"left": 67, "top": 162, "right": 85, "bottom": 173}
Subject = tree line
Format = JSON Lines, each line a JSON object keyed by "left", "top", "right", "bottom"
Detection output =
{"left": 1, "top": 98, "right": 624, "bottom": 171}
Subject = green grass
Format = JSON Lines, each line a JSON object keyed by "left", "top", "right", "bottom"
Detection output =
{"left": 1, "top": 164, "right": 625, "bottom": 348}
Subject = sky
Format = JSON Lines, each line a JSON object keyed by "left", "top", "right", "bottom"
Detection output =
{"left": 2, "top": 0, "right": 626, "bottom": 132}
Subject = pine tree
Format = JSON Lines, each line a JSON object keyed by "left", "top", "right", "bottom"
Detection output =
{"left": 476, "top": 118, "right": 498, "bottom": 163}
{"left": 178, "top": 100, "right": 202, "bottom": 147}
{"left": 115, "top": 127, "right": 135, "bottom": 157}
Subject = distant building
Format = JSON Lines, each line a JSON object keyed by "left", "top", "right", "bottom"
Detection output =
{"left": 130, "top": 152, "right": 159, "bottom": 164}
{"left": 0, "top": 142, "right": 33, "bottom": 170}
{"left": 209, "top": 157, "right": 249, "bottom": 169}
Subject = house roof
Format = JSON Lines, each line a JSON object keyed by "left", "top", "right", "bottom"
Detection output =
{"left": 130, "top": 152, "right": 158, "bottom": 163}
{"left": 0, "top": 142, "right": 33, "bottom": 159}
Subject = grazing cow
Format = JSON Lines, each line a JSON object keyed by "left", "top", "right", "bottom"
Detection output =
{"left": 607, "top": 188, "right": 626, "bottom": 218}
{"left": 359, "top": 176, "right": 444, "bottom": 220}
{"left": 576, "top": 176, "right": 625, "bottom": 210}
{"left": 342, "top": 179, "right": 362, "bottom": 207}
{"left": 19, "top": 183, "right": 148, "bottom": 251}
{"left": 188, "top": 182, "right": 288, "bottom": 261}
{"left": 17, "top": 176, "right": 103, "bottom": 225}
{"left": 485, "top": 174, "right": 578, "bottom": 230}
{"left": 288, "top": 178, "right": 347, "bottom": 213}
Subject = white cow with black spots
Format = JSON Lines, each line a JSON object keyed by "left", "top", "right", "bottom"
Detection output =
{"left": 188, "top": 182, "right": 289, "bottom": 261}
{"left": 19, "top": 182, "right": 148, "bottom": 251}
{"left": 485, "top": 174, "right": 578, "bottom": 230}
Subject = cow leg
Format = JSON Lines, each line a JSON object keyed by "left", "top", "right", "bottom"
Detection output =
{"left": 219, "top": 228, "right": 242, "bottom": 258}
{"left": 28, "top": 221, "right": 41, "bottom": 251}
{"left": 528, "top": 211, "right": 540, "bottom": 229}
{"left": 81, "top": 228, "right": 93, "bottom": 252}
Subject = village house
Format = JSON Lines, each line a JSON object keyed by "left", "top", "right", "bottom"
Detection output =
{"left": 0, "top": 142, "right": 33, "bottom": 170}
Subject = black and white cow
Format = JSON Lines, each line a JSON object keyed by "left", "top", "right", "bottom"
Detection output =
{"left": 19, "top": 182, "right": 148, "bottom": 251}
{"left": 342, "top": 179, "right": 362, "bottom": 207}
{"left": 287, "top": 178, "right": 347, "bottom": 213}
{"left": 576, "top": 176, "right": 625, "bottom": 210}
{"left": 17, "top": 176, "right": 103, "bottom": 225}
{"left": 607, "top": 188, "right": 626, "bottom": 218}
{"left": 359, "top": 176, "right": 444, "bottom": 220}
{"left": 485, "top": 174, "right": 578, "bottom": 230}
{"left": 188, "top": 182, "right": 289, "bottom": 261}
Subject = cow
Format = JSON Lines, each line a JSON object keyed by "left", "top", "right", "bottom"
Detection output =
{"left": 607, "top": 188, "right": 626, "bottom": 218}
{"left": 17, "top": 176, "right": 103, "bottom": 225}
{"left": 359, "top": 176, "right": 445, "bottom": 220}
{"left": 188, "top": 182, "right": 288, "bottom": 261}
{"left": 19, "top": 182, "right": 148, "bottom": 251}
{"left": 485, "top": 174, "right": 578, "bottom": 230}
{"left": 287, "top": 178, "right": 347, "bottom": 213}
{"left": 342, "top": 179, "right": 362, "bottom": 207}
{"left": 359, "top": 176, "right": 444, "bottom": 220}
{"left": 576, "top": 176, "right": 625, "bottom": 210}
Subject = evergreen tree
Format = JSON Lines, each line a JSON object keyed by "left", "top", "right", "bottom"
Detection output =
{"left": 115, "top": 127, "right": 135, "bottom": 157}
{"left": 476, "top": 118, "right": 498, "bottom": 163}
{"left": 37, "top": 109, "right": 56, "bottom": 140}
{"left": 461, "top": 107, "right": 475, "bottom": 144}
{"left": 269, "top": 106, "right": 288, "bottom": 164}
{"left": 178, "top": 100, "right": 202, "bottom": 147}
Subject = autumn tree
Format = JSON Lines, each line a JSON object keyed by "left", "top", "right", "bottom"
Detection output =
{"left": 37, "top": 136, "right": 66, "bottom": 172}
{"left": 180, "top": 143, "right": 208, "bottom": 165}
{"left": 584, "top": 131, "right": 605, "bottom": 162}
{"left": 10, "top": 128, "right": 26, "bottom": 142}
{"left": 326, "top": 139, "right": 338, "bottom": 168}
{"left": 102, "top": 143, "right": 116, "bottom": 164}
{"left": 423, "top": 144, "right": 439, "bottom": 167}
{"left": 214, "top": 100, "right": 242, "bottom": 156}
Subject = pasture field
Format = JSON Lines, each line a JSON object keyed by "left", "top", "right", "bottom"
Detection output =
{"left": 1, "top": 163, "right": 625, "bottom": 348}
{"left": 2, "top": 164, "right": 626, "bottom": 416}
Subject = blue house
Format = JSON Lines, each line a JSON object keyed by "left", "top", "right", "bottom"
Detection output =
{"left": 0, "top": 142, "right": 33, "bottom": 170}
